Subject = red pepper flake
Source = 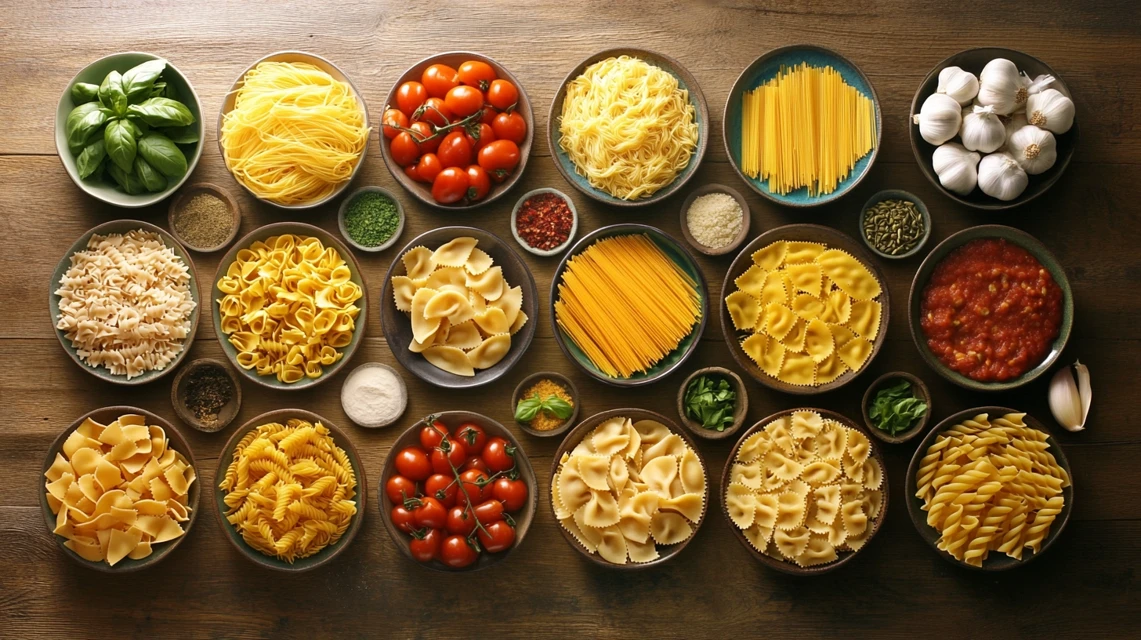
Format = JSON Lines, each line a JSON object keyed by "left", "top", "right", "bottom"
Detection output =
{"left": 516, "top": 193, "right": 573, "bottom": 250}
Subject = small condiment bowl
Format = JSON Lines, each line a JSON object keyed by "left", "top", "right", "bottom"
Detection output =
{"left": 340, "top": 362, "right": 408, "bottom": 428}
{"left": 859, "top": 189, "right": 931, "bottom": 260}
{"left": 509, "top": 188, "right": 579, "bottom": 257}
{"left": 167, "top": 182, "right": 241, "bottom": 253}
{"left": 678, "top": 184, "right": 751, "bottom": 257}
{"left": 860, "top": 371, "right": 932, "bottom": 445}
{"left": 337, "top": 186, "right": 405, "bottom": 254}
{"left": 511, "top": 371, "right": 580, "bottom": 437}
{"left": 675, "top": 366, "right": 748, "bottom": 441}
{"left": 170, "top": 358, "right": 242, "bottom": 433}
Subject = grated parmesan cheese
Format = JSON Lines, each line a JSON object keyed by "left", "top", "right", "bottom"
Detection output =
{"left": 686, "top": 192, "right": 743, "bottom": 249}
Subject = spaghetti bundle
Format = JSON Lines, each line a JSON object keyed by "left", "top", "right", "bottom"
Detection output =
{"left": 740, "top": 63, "right": 876, "bottom": 196}
{"left": 221, "top": 61, "right": 369, "bottom": 206}
{"left": 555, "top": 235, "right": 701, "bottom": 378}
{"left": 558, "top": 56, "right": 699, "bottom": 200}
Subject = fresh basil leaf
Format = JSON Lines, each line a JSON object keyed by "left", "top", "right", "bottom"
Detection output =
{"left": 99, "top": 70, "right": 128, "bottom": 116}
{"left": 137, "top": 132, "right": 187, "bottom": 178}
{"left": 103, "top": 120, "right": 137, "bottom": 173}
{"left": 127, "top": 97, "right": 195, "bottom": 128}
{"left": 542, "top": 397, "right": 574, "bottom": 420}
{"left": 65, "top": 102, "right": 107, "bottom": 150}
{"left": 76, "top": 140, "right": 106, "bottom": 180}
{"left": 148, "top": 81, "right": 167, "bottom": 98}
{"left": 514, "top": 394, "right": 542, "bottom": 423}
{"left": 107, "top": 163, "right": 145, "bottom": 194}
{"left": 162, "top": 124, "right": 200, "bottom": 145}
{"left": 121, "top": 59, "right": 166, "bottom": 102}
{"left": 70, "top": 82, "right": 100, "bottom": 104}
{"left": 123, "top": 117, "right": 148, "bottom": 138}
{"left": 134, "top": 156, "right": 167, "bottom": 193}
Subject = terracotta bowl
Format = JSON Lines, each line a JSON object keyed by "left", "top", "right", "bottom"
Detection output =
{"left": 675, "top": 366, "right": 749, "bottom": 441}
{"left": 860, "top": 371, "right": 932, "bottom": 445}
{"left": 170, "top": 358, "right": 242, "bottom": 433}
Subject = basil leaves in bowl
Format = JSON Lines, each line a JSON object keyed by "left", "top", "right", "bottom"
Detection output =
{"left": 55, "top": 52, "right": 204, "bottom": 208}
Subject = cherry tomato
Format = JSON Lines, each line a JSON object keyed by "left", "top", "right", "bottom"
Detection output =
{"left": 395, "top": 81, "right": 428, "bottom": 117}
{"left": 482, "top": 437, "right": 515, "bottom": 472}
{"left": 478, "top": 106, "right": 497, "bottom": 125}
{"left": 455, "top": 422, "right": 487, "bottom": 455}
{"left": 422, "top": 63, "right": 459, "bottom": 99}
{"left": 382, "top": 108, "right": 409, "bottom": 140}
{"left": 386, "top": 474, "right": 418, "bottom": 504}
{"left": 430, "top": 436, "right": 467, "bottom": 475}
{"left": 444, "top": 85, "right": 484, "bottom": 118}
{"left": 458, "top": 60, "right": 497, "bottom": 91}
{"left": 389, "top": 131, "right": 421, "bottom": 168}
{"left": 394, "top": 446, "right": 431, "bottom": 481}
{"left": 477, "top": 140, "right": 520, "bottom": 182}
{"left": 477, "top": 519, "right": 516, "bottom": 553}
{"left": 431, "top": 167, "right": 470, "bottom": 205}
{"left": 391, "top": 505, "right": 418, "bottom": 534}
{"left": 415, "top": 153, "right": 443, "bottom": 183}
{"left": 464, "top": 123, "right": 496, "bottom": 153}
{"left": 424, "top": 473, "right": 457, "bottom": 508}
{"left": 486, "top": 79, "right": 519, "bottom": 111}
{"left": 457, "top": 469, "right": 492, "bottom": 506}
{"left": 412, "top": 496, "right": 447, "bottom": 530}
{"left": 472, "top": 498, "right": 504, "bottom": 525}
{"left": 492, "top": 111, "right": 527, "bottom": 145}
{"left": 437, "top": 130, "right": 474, "bottom": 169}
{"left": 409, "top": 528, "right": 442, "bottom": 562}
{"left": 404, "top": 163, "right": 424, "bottom": 183}
{"left": 461, "top": 455, "right": 490, "bottom": 475}
{"left": 492, "top": 476, "right": 528, "bottom": 512}
{"left": 419, "top": 420, "right": 449, "bottom": 450}
{"left": 417, "top": 97, "right": 453, "bottom": 128}
{"left": 465, "top": 165, "right": 491, "bottom": 201}
{"left": 408, "top": 121, "right": 440, "bottom": 154}
{"left": 446, "top": 505, "right": 476, "bottom": 536}
{"left": 440, "top": 535, "right": 479, "bottom": 568}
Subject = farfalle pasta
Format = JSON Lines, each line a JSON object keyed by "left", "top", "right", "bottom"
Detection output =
{"left": 216, "top": 234, "right": 362, "bottom": 383}
{"left": 44, "top": 413, "right": 196, "bottom": 566}
{"left": 725, "top": 411, "right": 883, "bottom": 567}
{"left": 553, "top": 416, "right": 706, "bottom": 565}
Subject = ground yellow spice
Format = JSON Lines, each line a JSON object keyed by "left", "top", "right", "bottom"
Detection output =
{"left": 521, "top": 379, "right": 573, "bottom": 431}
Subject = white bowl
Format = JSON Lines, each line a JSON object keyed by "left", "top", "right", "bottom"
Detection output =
{"left": 509, "top": 188, "right": 579, "bottom": 257}
{"left": 340, "top": 362, "right": 408, "bottom": 428}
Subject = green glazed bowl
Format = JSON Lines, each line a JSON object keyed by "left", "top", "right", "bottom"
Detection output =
{"left": 549, "top": 223, "right": 708, "bottom": 387}
{"left": 211, "top": 222, "right": 368, "bottom": 391}
{"left": 49, "top": 219, "right": 201, "bottom": 385}
{"left": 908, "top": 225, "right": 1073, "bottom": 391}
{"left": 55, "top": 52, "right": 204, "bottom": 208}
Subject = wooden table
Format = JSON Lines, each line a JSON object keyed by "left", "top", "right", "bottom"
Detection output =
{"left": 2, "top": 1, "right": 1137, "bottom": 637}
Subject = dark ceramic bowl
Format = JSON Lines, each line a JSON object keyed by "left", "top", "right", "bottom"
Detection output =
{"left": 678, "top": 184, "right": 751, "bottom": 257}
{"left": 675, "top": 366, "right": 749, "bottom": 441}
{"left": 860, "top": 371, "right": 931, "bottom": 445}
{"left": 511, "top": 371, "right": 580, "bottom": 438}
{"left": 170, "top": 358, "right": 242, "bottom": 433}
{"left": 858, "top": 190, "right": 931, "bottom": 261}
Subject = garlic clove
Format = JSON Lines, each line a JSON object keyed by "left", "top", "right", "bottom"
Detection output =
{"left": 1008, "top": 125, "right": 1057, "bottom": 175}
{"left": 914, "top": 93, "right": 963, "bottom": 145}
{"left": 978, "top": 58, "right": 1030, "bottom": 115}
{"left": 960, "top": 104, "right": 1006, "bottom": 153}
{"left": 937, "top": 66, "right": 980, "bottom": 105}
{"left": 1026, "top": 88, "right": 1075, "bottom": 135}
{"left": 978, "top": 152, "right": 1028, "bottom": 201}
{"left": 932, "top": 142, "right": 980, "bottom": 195}
{"left": 1049, "top": 360, "right": 1091, "bottom": 432}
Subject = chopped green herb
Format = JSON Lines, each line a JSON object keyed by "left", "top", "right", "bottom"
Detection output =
{"left": 683, "top": 375, "right": 736, "bottom": 431}
{"left": 868, "top": 379, "right": 928, "bottom": 435}
{"left": 344, "top": 191, "right": 399, "bottom": 247}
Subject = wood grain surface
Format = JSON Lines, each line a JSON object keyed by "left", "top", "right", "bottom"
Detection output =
{"left": 1, "top": 0, "right": 1138, "bottom": 638}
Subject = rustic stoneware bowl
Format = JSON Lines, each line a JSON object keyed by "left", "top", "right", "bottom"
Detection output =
{"left": 860, "top": 371, "right": 931, "bottom": 445}
{"left": 381, "top": 226, "right": 538, "bottom": 389}
{"left": 509, "top": 188, "right": 579, "bottom": 257}
{"left": 213, "top": 409, "right": 366, "bottom": 573}
{"left": 40, "top": 406, "right": 201, "bottom": 572}
{"left": 380, "top": 51, "right": 533, "bottom": 211}
{"left": 170, "top": 358, "right": 242, "bottom": 433}
{"left": 724, "top": 44, "right": 882, "bottom": 208}
{"left": 551, "top": 408, "right": 710, "bottom": 569}
{"left": 675, "top": 366, "right": 749, "bottom": 441}
{"left": 721, "top": 407, "right": 889, "bottom": 575}
{"left": 720, "top": 223, "right": 890, "bottom": 394}
{"left": 55, "top": 52, "right": 204, "bottom": 208}
{"left": 511, "top": 371, "right": 580, "bottom": 438}
{"left": 908, "top": 224, "right": 1072, "bottom": 392}
{"left": 49, "top": 219, "right": 200, "bottom": 386}
{"left": 337, "top": 186, "right": 405, "bottom": 253}
{"left": 858, "top": 189, "right": 931, "bottom": 261}
{"left": 905, "top": 406, "right": 1074, "bottom": 571}
{"left": 678, "top": 184, "right": 751, "bottom": 257}
{"left": 167, "top": 182, "right": 241, "bottom": 253}
{"left": 218, "top": 51, "right": 369, "bottom": 210}
{"left": 211, "top": 221, "right": 368, "bottom": 391}
{"left": 379, "top": 411, "right": 538, "bottom": 572}
{"left": 910, "top": 47, "right": 1077, "bottom": 211}
{"left": 548, "top": 47, "right": 709, "bottom": 207}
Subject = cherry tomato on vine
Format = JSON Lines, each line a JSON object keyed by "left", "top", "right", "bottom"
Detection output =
{"left": 437, "top": 130, "right": 473, "bottom": 169}
{"left": 455, "top": 422, "right": 487, "bottom": 455}
{"left": 408, "top": 121, "right": 440, "bottom": 154}
{"left": 478, "top": 106, "right": 497, "bottom": 125}
{"left": 472, "top": 498, "right": 504, "bottom": 525}
{"left": 394, "top": 446, "right": 431, "bottom": 481}
{"left": 420, "top": 420, "right": 449, "bottom": 450}
{"left": 430, "top": 436, "right": 467, "bottom": 474}
{"left": 458, "top": 60, "right": 496, "bottom": 91}
{"left": 477, "top": 140, "right": 520, "bottom": 182}
{"left": 481, "top": 437, "right": 515, "bottom": 473}
{"left": 424, "top": 473, "right": 457, "bottom": 508}
{"left": 446, "top": 505, "right": 476, "bottom": 536}
{"left": 386, "top": 474, "right": 418, "bottom": 504}
{"left": 467, "top": 123, "right": 497, "bottom": 153}
{"left": 395, "top": 81, "right": 428, "bottom": 117}
{"left": 492, "top": 111, "right": 527, "bottom": 145}
{"left": 404, "top": 164, "right": 424, "bottom": 183}
{"left": 440, "top": 535, "right": 479, "bottom": 568}
{"left": 457, "top": 469, "right": 492, "bottom": 505}
{"left": 477, "top": 519, "right": 516, "bottom": 553}
{"left": 431, "top": 167, "right": 470, "bottom": 205}
{"left": 409, "top": 528, "right": 442, "bottom": 562}
{"left": 492, "top": 476, "right": 528, "bottom": 512}
{"left": 461, "top": 455, "right": 490, "bottom": 475}
{"left": 391, "top": 505, "right": 418, "bottom": 534}
{"left": 415, "top": 153, "right": 443, "bottom": 183}
{"left": 412, "top": 496, "right": 447, "bottom": 530}
{"left": 417, "top": 97, "right": 453, "bottom": 128}
{"left": 486, "top": 79, "right": 519, "bottom": 111}
{"left": 382, "top": 108, "right": 409, "bottom": 140}
{"left": 390, "top": 131, "right": 422, "bottom": 168}
{"left": 422, "top": 63, "right": 459, "bottom": 99}
{"left": 465, "top": 165, "right": 491, "bottom": 201}
{"left": 444, "top": 85, "right": 484, "bottom": 118}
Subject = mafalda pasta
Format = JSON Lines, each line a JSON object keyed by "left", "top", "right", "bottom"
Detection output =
{"left": 552, "top": 416, "right": 706, "bottom": 564}
{"left": 725, "top": 411, "right": 883, "bottom": 567}
{"left": 217, "top": 234, "right": 362, "bottom": 384}
{"left": 725, "top": 241, "right": 882, "bottom": 386}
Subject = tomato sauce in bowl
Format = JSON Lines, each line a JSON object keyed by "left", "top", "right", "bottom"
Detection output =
{"left": 919, "top": 238, "right": 1062, "bottom": 382}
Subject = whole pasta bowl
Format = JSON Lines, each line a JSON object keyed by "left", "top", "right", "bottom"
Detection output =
{"left": 212, "top": 409, "right": 367, "bottom": 573}
{"left": 211, "top": 221, "right": 368, "bottom": 391}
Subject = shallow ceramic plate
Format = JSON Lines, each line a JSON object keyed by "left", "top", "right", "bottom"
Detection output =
{"left": 49, "top": 219, "right": 200, "bottom": 385}
{"left": 724, "top": 45, "right": 882, "bottom": 207}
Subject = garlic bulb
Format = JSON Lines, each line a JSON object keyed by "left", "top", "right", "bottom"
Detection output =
{"left": 912, "top": 93, "right": 962, "bottom": 145}
{"left": 937, "top": 66, "right": 980, "bottom": 105}
{"left": 977, "top": 58, "right": 1029, "bottom": 115}
{"left": 960, "top": 104, "right": 1005, "bottom": 153}
{"left": 977, "top": 152, "right": 1027, "bottom": 201}
{"left": 1049, "top": 361, "right": 1091, "bottom": 432}
{"left": 932, "top": 142, "right": 980, "bottom": 195}
{"left": 1003, "top": 112, "right": 1029, "bottom": 148}
{"left": 1008, "top": 125, "right": 1057, "bottom": 175}
{"left": 1026, "top": 88, "right": 1075, "bottom": 134}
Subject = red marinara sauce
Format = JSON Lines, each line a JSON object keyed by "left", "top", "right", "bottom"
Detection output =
{"left": 920, "top": 238, "right": 1062, "bottom": 382}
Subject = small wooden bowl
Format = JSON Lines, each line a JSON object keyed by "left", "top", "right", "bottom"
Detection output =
{"left": 858, "top": 190, "right": 931, "bottom": 261}
{"left": 905, "top": 407, "right": 1074, "bottom": 571}
{"left": 550, "top": 408, "right": 710, "bottom": 569}
{"left": 378, "top": 411, "right": 538, "bottom": 572}
{"left": 213, "top": 409, "right": 367, "bottom": 573}
{"left": 675, "top": 366, "right": 748, "bottom": 441}
{"left": 511, "top": 371, "right": 580, "bottom": 438}
{"left": 721, "top": 408, "right": 890, "bottom": 575}
{"left": 167, "top": 182, "right": 241, "bottom": 253}
{"left": 40, "top": 406, "right": 201, "bottom": 572}
{"left": 170, "top": 358, "right": 242, "bottom": 433}
{"left": 678, "top": 184, "right": 751, "bottom": 257}
{"left": 337, "top": 186, "right": 405, "bottom": 253}
{"left": 860, "top": 371, "right": 931, "bottom": 445}
{"left": 510, "top": 188, "right": 579, "bottom": 257}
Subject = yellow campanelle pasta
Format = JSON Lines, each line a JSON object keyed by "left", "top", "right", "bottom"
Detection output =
{"left": 218, "top": 418, "right": 357, "bottom": 563}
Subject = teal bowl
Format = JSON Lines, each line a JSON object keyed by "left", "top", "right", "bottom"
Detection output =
{"left": 723, "top": 45, "right": 882, "bottom": 208}
{"left": 49, "top": 219, "right": 201, "bottom": 385}
{"left": 908, "top": 225, "right": 1073, "bottom": 391}
{"left": 211, "top": 222, "right": 368, "bottom": 391}
{"left": 55, "top": 52, "right": 204, "bottom": 208}
{"left": 549, "top": 224, "right": 708, "bottom": 386}
{"left": 547, "top": 48, "right": 709, "bottom": 207}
